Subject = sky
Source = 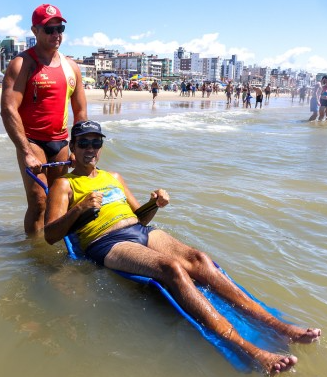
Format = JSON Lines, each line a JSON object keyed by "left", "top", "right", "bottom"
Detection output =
{"left": 1, "top": 0, "right": 327, "bottom": 74}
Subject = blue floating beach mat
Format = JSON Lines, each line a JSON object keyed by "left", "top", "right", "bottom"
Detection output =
{"left": 27, "top": 162, "right": 290, "bottom": 373}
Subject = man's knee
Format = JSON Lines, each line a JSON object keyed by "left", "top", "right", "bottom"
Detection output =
{"left": 187, "top": 248, "right": 212, "bottom": 267}
{"left": 161, "top": 259, "right": 188, "bottom": 283}
{"left": 26, "top": 189, "right": 46, "bottom": 213}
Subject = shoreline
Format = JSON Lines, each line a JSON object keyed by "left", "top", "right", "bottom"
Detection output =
{"left": 83, "top": 88, "right": 306, "bottom": 122}
{"left": 86, "top": 88, "right": 227, "bottom": 103}
{"left": 0, "top": 88, "right": 307, "bottom": 128}
{"left": 84, "top": 88, "right": 291, "bottom": 104}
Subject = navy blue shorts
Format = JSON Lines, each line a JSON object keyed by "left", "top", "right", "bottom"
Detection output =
{"left": 85, "top": 223, "right": 155, "bottom": 265}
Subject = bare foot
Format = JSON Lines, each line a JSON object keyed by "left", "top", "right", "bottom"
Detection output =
{"left": 256, "top": 351, "right": 298, "bottom": 375}
{"left": 288, "top": 327, "right": 321, "bottom": 343}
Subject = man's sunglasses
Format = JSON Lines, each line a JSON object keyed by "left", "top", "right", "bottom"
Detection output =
{"left": 76, "top": 139, "right": 103, "bottom": 149}
{"left": 42, "top": 25, "right": 65, "bottom": 35}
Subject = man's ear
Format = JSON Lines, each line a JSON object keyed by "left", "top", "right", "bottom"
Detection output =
{"left": 31, "top": 25, "right": 38, "bottom": 36}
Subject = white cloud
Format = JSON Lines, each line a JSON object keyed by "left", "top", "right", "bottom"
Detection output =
{"left": 62, "top": 31, "right": 326, "bottom": 74}
{"left": 123, "top": 40, "right": 179, "bottom": 54}
{"left": 307, "top": 55, "right": 327, "bottom": 73}
{"left": 69, "top": 32, "right": 125, "bottom": 47}
{"left": 228, "top": 47, "right": 255, "bottom": 62}
{"left": 260, "top": 47, "right": 311, "bottom": 69}
{"left": 67, "top": 32, "right": 242, "bottom": 58}
{"left": 0, "top": 15, "right": 29, "bottom": 38}
{"left": 69, "top": 32, "right": 179, "bottom": 54}
{"left": 130, "top": 31, "right": 153, "bottom": 40}
{"left": 184, "top": 33, "right": 227, "bottom": 57}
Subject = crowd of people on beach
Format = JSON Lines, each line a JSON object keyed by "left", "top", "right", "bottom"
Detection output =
{"left": 98, "top": 74, "right": 327, "bottom": 121}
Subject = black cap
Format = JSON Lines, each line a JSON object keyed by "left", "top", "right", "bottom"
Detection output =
{"left": 71, "top": 120, "right": 106, "bottom": 138}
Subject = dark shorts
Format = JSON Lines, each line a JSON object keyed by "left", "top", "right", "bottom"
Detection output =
{"left": 320, "top": 98, "right": 327, "bottom": 107}
{"left": 28, "top": 138, "right": 68, "bottom": 158}
{"left": 85, "top": 223, "right": 155, "bottom": 265}
{"left": 256, "top": 95, "right": 263, "bottom": 102}
{"left": 152, "top": 88, "right": 158, "bottom": 94}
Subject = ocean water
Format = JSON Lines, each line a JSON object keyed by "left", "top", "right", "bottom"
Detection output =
{"left": 0, "top": 96, "right": 326, "bottom": 377}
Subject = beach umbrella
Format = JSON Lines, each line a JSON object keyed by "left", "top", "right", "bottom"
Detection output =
{"left": 82, "top": 77, "right": 95, "bottom": 83}
{"left": 139, "top": 77, "right": 156, "bottom": 81}
{"left": 130, "top": 74, "right": 143, "bottom": 80}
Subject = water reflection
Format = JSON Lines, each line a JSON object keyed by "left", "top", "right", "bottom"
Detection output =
{"left": 103, "top": 101, "right": 122, "bottom": 115}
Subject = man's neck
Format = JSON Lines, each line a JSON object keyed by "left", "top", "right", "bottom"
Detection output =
{"left": 72, "top": 166, "right": 98, "bottom": 177}
{"left": 33, "top": 45, "right": 60, "bottom": 66}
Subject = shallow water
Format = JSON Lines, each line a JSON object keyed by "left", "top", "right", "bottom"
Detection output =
{"left": 0, "top": 96, "right": 326, "bottom": 377}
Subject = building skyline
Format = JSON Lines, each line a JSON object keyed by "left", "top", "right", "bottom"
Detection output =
{"left": 0, "top": 36, "right": 324, "bottom": 88}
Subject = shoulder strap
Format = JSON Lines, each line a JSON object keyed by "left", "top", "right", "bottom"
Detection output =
{"left": 25, "top": 47, "right": 40, "bottom": 64}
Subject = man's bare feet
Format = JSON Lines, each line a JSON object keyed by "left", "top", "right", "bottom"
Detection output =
{"left": 255, "top": 351, "right": 298, "bottom": 375}
{"left": 286, "top": 327, "right": 321, "bottom": 343}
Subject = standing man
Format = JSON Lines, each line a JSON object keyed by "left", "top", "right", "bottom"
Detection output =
{"left": 264, "top": 83, "right": 271, "bottom": 101}
{"left": 299, "top": 86, "right": 307, "bottom": 104}
{"left": 0, "top": 4, "right": 87, "bottom": 234}
{"left": 252, "top": 86, "right": 264, "bottom": 108}
{"left": 151, "top": 79, "right": 159, "bottom": 103}
{"left": 309, "top": 79, "right": 322, "bottom": 121}
{"left": 318, "top": 76, "right": 327, "bottom": 121}
{"left": 225, "top": 81, "right": 233, "bottom": 104}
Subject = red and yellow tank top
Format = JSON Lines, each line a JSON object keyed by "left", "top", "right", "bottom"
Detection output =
{"left": 19, "top": 47, "right": 76, "bottom": 141}
{"left": 65, "top": 170, "right": 137, "bottom": 251}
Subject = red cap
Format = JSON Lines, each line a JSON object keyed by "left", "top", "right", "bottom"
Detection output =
{"left": 32, "top": 4, "right": 67, "bottom": 26}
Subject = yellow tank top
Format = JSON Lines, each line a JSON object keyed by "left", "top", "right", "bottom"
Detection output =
{"left": 65, "top": 169, "right": 137, "bottom": 251}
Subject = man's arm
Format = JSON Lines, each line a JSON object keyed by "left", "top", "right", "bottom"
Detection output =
{"left": 112, "top": 171, "right": 170, "bottom": 224}
{"left": 0, "top": 55, "right": 42, "bottom": 171}
{"left": 315, "top": 83, "right": 322, "bottom": 105}
{"left": 68, "top": 58, "right": 88, "bottom": 123}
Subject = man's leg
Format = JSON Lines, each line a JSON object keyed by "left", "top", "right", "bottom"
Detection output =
{"left": 17, "top": 143, "right": 69, "bottom": 234}
{"left": 309, "top": 111, "right": 318, "bottom": 121}
{"left": 46, "top": 144, "right": 69, "bottom": 187}
{"left": 148, "top": 230, "right": 321, "bottom": 344}
{"left": 104, "top": 240, "right": 298, "bottom": 374}
{"left": 17, "top": 143, "right": 48, "bottom": 234}
{"left": 318, "top": 106, "right": 326, "bottom": 120}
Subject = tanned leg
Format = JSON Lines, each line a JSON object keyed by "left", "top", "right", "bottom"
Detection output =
{"left": 148, "top": 230, "right": 321, "bottom": 344}
{"left": 104, "top": 241, "right": 300, "bottom": 374}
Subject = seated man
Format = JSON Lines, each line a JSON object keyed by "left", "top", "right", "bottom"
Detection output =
{"left": 44, "top": 120, "right": 321, "bottom": 375}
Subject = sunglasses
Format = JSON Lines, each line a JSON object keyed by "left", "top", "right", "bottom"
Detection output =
{"left": 42, "top": 25, "right": 65, "bottom": 35}
{"left": 76, "top": 139, "right": 103, "bottom": 149}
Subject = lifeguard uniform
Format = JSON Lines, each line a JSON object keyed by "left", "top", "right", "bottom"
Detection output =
{"left": 19, "top": 47, "right": 76, "bottom": 142}
{"left": 65, "top": 169, "right": 154, "bottom": 265}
